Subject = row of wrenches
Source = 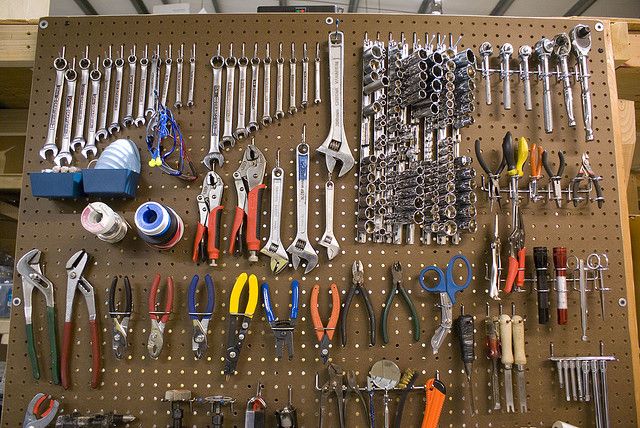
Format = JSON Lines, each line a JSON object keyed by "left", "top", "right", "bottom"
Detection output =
{"left": 40, "top": 43, "right": 197, "bottom": 166}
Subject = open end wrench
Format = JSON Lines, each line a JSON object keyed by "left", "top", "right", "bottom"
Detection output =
{"left": 54, "top": 59, "right": 77, "bottom": 167}
{"left": 108, "top": 45, "right": 124, "bottom": 135}
{"left": 262, "top": 43, "right": 273, "bottom": 126}
{"left": 234, "top": 43, "right": 249, "bottom": 140}
{"left": 535, "top": 38, "right": 554, "bottom": 134}
{"left": 275, "top": 42, "right": 285, "bottom": 120}
{"left": 314, "top": 42, "right": 321, "bottom": 104}
{"left": 301, "top": 42, "right": 309, "bottom": 109}
{"left": 204, "top": 44, "right": 225, "bottom": 169}
{"left": 248, "top": 43, "right": 261, "bottom": 134}
{"left": 317, "top": 30, "right": 355, "bottom": 177}
{"left": 96, "top": 46, "right": 112, "bottom": 141}
{"left": 319, "top": 178, "right": 340, "bottom": 260}
{"left": 187, "top": 43, "right": 196, "bottom": 107}
{"left": 174, "top": 43, "right": 184, "bottom": 109}
{"left": 221, "top": 43, "right": 237, "bottom": 147}
{"left": 518, "top": 45, "right": 533, "bottom": 111}
{"left": 160, "top": 44, "right": 172, "bottom": 107}
{"left": 479, "top": 42, "right": 492, "bottom": 106}
{"left": 287, "top": 126, "right": 318, "bottom": 273}
{"left": 135, "top": 45, "right": 148, "bottom": 127}
{"left": 289, "top": 42, "right": 298, "bottom": 115}
{"left": 83, "top": 56, "right": 101, "bottom": 158}
{"left": 123, "top": 45, "right": 137, "bottom": 127}
{"left": 71, "top": 46, "right": 90, "bottom": 151}
{"left": 499, "top": 43, "right": 513, "bottom": 110}
{"left": 41, "top": 46, "right": 67, "bottom": 159}
{"left": 571, "top": 24, "right": 594, "bottom": 142}
{"left": 145, "top": 44, "right": 160, "bottom": 117}
{"left": 554, "top": 33, "right": 576, "bottom": 128}
{"left": 261, "top": 150, "right": 289, "bottom": 274}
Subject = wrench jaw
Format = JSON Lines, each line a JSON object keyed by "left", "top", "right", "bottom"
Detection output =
{"left": 39, "top": 145, "right": 59, "bottom": 160}
{"left": 234, "top": 127, "right": 249, "bottom": 141}
{"left": 122, "top": 116, "right": 134, "bottom": 128}
{"left": 95, "top": 128, "right": 109, "bottom": 142}
{"left": 260, "top": 240, "right": 290, "bottom": 274}
{"left": 319, "top": 233, "right": 340, "bottom": 261}
{"left": 133, "top": 116, "right": 146, "bottom": 127}
{"left": 317, "top": 137, "right": 355, "bottom": 178}
{"left": 203, "top": 152, "right": 225, "bottom": 170}
{"left": 81, "top": 144, "right": 98, "bottom": 159}
{"left": 287, "top": 238, "right": 318, "bottom": 274}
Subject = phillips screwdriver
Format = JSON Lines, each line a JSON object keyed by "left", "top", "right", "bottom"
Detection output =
{"left": 553, "top": 247, "right": 568, "bottom": 325}
{"left": 534, "top": 247, "right": 550, "bottom": 324}
{"left": 499, "top": 305, "right": 515, "bottom": 412}
{"left": 275, "top": 385, "right": 298, "bottom": 428}
{"left": 455, "top": 305, "right": 476, "bottom": 415}
{"left": 512, "top": 305, "right": 528, "bottom": 412}
{"left": 485, "top": 303, "right": 501, "bottom": 410}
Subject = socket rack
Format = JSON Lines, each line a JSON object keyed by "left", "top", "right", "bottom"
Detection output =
{"left": 3, "top": 13, "right": 639, "bottom": 428}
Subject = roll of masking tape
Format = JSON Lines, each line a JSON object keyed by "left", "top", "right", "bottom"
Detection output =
{"left": 552, "top": 421, "right": 580, "bottom": 428}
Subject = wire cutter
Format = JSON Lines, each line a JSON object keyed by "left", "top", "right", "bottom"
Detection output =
{"left": 23, "top": 393, "right": 59, "bottom": 428}
{"left": 193, "top": 171, "right": 224, "bottom": 266}
{"left": 61, "top": 249, "right": 100, "bottom": 390}
{"left": 224, "top": 272, "right": 259, "bottom": 379}
{"left": 475, "top": 139, "right": 505, "bottom": 211}
{"left": 542, "top": 150, "right": 566, "bottom": 208}
{"left": 572, "top": 152, "right": 604, "bottom": 208}
{"left": 16, "top": 249, "right": 60, "bottom": 384}
{"left": 229, "top": 143, "right": 267, "bottom": 263}
{"left": 381, "top": 261, "right": 420, "bottom": 344}
{"left": 188, "top": 274, "right": 215, "bottom": 359}
{"left": 310, "top": 283, "right": 340, "bottom": 364}
{"left": 147, "top": 274, "right": 174, "bottom": 359}
{"left": 108, "top": 276, "right": 132, "bottom": 360}
{"left": 261, "top": 280, "right": 299, "bottom": 360}
{"left": 319, "top": 363, "right": 345, "bottom": 428}
{"left": 505, "top": 209, "right": 526, "bottom": 293}
{"left": 340, "top": 260, "right": 376, "bottom": 347}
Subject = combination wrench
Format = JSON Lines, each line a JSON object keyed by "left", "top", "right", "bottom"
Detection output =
{"left": 160, "top": 44, "right": 172, "bottom": 107}
{"left": 247, "top": 42, "right": 260, "bottom": 134}
{"left": 83, "top": 56, "right": 101, "bottom": 158}
{"left": 518, "top": 45, "right": 533, "bottom": 111}
{"left": 317, "top": 30, "right": 355, "bottom": 177}
{"left": 174, "top": 43, "right": 184, "bottom": 109}
{"left": 71, "top": 46, "right": 90, "bottom": 151}
{"left": 187, "top": 43, "right": 196, "bottom": 107}
{"left": 145, "top": 44, "right": 160, "bottom": 117}
{"left": 499, "top": 43, "right": 513, "bottom": 110}
{"left": 287, "top": 126, "right": 318, "bottom": 274}
{"left": 134, "top": 45, "right": 148, "bottom": 127}
{"left": 40, "top": 46, "right": 67, "bottom": 159}
{"left": 535, "top": 37, "right": 555, "bottom": 134}
{"left": 275, "top": 42, "right": 285, "bottom": 120}
{"left": 95, "top": 46, "right": 112, "bottom": 141}
{"left": 260, "top": 150, "right": 289, "bottom": 274}
{"left": 108, "top": 45, "right": 124, "bottom": 135}
{"left": 204, "top": 44, "right": 225, "bottom": 169}
{"left": 261, "top": 43, "right": 273, "bottom": 126}
{"left": 571, "top": 24, "right": 594, "bottom": 142}
{"left": 289, "top": 42, "right": 297, "bottom": 115}
{"left": 554, "top": 33, "right": 577, "bottom": 128}
{"left": 122, "top": 45, "right": 137, "bottom": 127}
{"left": 54, "top": 59, "right": 77, "bottom": 166}
{"left": 301, "top": 42, "right": 309, "bottom": 109}
{"left": 319, "top": 177, "right": 340, "bottom": 260}
{"left": 234, "top": 43, "right": 249, "bottom": 140}
{"left": 221, "top": 43, "right": 237, "bottom": 147}
{"left": 314, "top": 42, "right": 321, "bottom": 104}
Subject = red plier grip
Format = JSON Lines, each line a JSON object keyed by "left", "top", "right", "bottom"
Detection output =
{"left": 61, "top": 320, "right": 101, "bottom": 390}
{"left": 229, "top": 206, "right": 245, "bottom": 256}
{"left": 149, "top": 274, "right": 174, "bottom": 324}
{"left": 89, "top": 319, "right": 100, "bottom": 389}
{"left": 207, "top": 205, "right": 224, "bottom": 263}
{"left": 516, "top": 246, "right": 526, "bottom": 289}
{"left": 246, "top": 184, "right": 266, "bottom": 252}
{"left": 61, "top": 322, "right": 73, "bottom": 390}
{"left": 192, "top": 223, "right": 206, "bottom": 263}
{"left": 504, "top": 256, "right": 518, "bottom": 294}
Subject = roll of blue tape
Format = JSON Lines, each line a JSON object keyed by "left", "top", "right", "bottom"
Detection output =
{"left": 134, "top": 202, "right": 170, "bottom": 237}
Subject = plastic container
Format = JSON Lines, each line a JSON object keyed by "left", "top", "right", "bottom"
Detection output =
{"left": 29, "top": 171, "right": 84, "bottom": 199}
{"left": 82, "top": 168, "right": 140, "bottom": 198}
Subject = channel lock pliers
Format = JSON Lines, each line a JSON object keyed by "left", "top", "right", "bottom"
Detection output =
{"left": 381, "top": 261, "right": 420, "bottom": 344}
{"left": 474, "top": 139, "right": 505, "bottom": 211}
{"left": 61, "top": 250, "right": 100, "bottom": 390}
{"left": 224, "top": 272, "right": 259, "bottom": 379}
{"left": 23, "top": 393, "right": 59, "bottom": 428}
{"left": 108, "top": 276, "right": 132, "bottom": 359}
{"left": 261, "top": 280, "right": 299, "bottom": 360}
{"left": 188, "top": 274, "right": 215, "bottom": 359}
{"left": 193, "top": 170, "right": 224, "bottom": 266}
{"left": 229, "top": 143, "right": 267, "bottom": 263}
{"left": 572, "top": 152, "right": 604, "bottom": 208}
{"left": 147, "top": 274, "right": 174, "bottom": 359}
{"left": 319, "top": 363, "right": 345, "bottom": 428}
{"left": 340, "top": 260, "right": 376, "bottom": 347}
{"left": 310, "top": 283, "right": 340, "bottom": 364}
{"left": 16, "top": 249, "right": 60, "bottom": 384}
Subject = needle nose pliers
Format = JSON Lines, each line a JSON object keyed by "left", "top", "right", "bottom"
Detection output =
{"left": 224, "top": 272, "right": 259, "bottom": 379}
{"left": 261, "top": 280, "right": 299, "bottom": 360}
{"left": 310, "top": 283, "right": 340, "bottom": 364}
{"left": 381, "top": 261, "right": 420, "bottom": 344}
{"left": 340, "top": 260, "right": 376, "bottom": 347}
{"left": 16, "top": 249, "right": 60, "bottom": 384}
{"left": 108, "top": 276, "right": 132, "bottom": 360}
{"left": 475, "top": 139, "right": 505, "bottom": 211}
{"left": 188, "top": 274, "right": 215, "bottom": 359}
{"left": 147, "top": 274, "right": 174, "bottom": 359}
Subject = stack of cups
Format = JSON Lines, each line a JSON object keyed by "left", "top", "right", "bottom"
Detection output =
{"left": 81, "top": 202, "right": 129, "bottom": 243}
{"left": 134, "top": 202, "right": 184, "bottom": 250}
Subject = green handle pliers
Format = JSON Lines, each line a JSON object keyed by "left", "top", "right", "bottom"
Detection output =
{"left": 381, "top": 261, "right": 420, "bottom": 344}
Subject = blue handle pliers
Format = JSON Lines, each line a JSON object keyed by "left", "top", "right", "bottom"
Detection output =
{"left": 188, "top": 274, "right": 215, "bottom": 359}
{"left": 261, "top": 280, "right": 299, "bottom": 360}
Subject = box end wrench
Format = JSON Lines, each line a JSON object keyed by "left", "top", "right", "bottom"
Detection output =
{"left": 54, "top": 61, "right": 78, "bottom": 167}
{"left": 204, "top": 47, "right": 225, "bottom": 170}
{"left": 221, "top": 43, "right": 237, "bottom": 148}
{"left": 261, "top": 43, "right": 273, "bottom": 126}
{"left": 160, "top": 44, "right": 172, "bottom": 108}
{"left": 122, "top": 45, "right": 137, "bottom": 128}
{"left": 301, "top": 42, "right": 309, "bottom": 109}
{"left": 247, "top": 43, "right": 261, "bottom": 134}
{"left": 233, "top": 43, "right": 250, "bottom": 141}
{"left": 82, "top": 57, "right": 101, "bottom": 159}
{"left": 571, "top": 24, "right": 594, "bottom": 142}
{"left": 275, "top": 42, "right": 285, "bottom": 120}
{"left": 174, "top": 43, "right": 184, "bottom": 109}
{"left": 40, "top": 46, "right": 67, "bottom": 160}
{"left": 260, "top": 150, "right": 289, "bottom": 274}
{"left": 108, "top": 45, "right": 125, "bottom": 135}
{"left": 289, "top": 42, "right": 298, "bottom": 115}
{"left": 95, "top": 47, "right": 112, "bottom": 142}
{"left": 319, "top": 177, "right": 340, "bottom": 260}
{"left": 187, "top": 43, "right": 196, "bottom": 108}
{"left": 317, "top": 30, "right": 355, "bottom": 178}
{"left": 134, "top": 45, "right": 149, "bottom": 127}
{"left": 71, "top": 45, "right": 90, "bottom": 151}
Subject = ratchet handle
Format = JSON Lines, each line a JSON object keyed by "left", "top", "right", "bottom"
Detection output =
{"left": 420, "top": 377, "right": 446, "bottom": 428}
{"left": 246, "top": 184, "right": 266, "bottom": 252}
{"left": 455, "top": 314, "right": 475, "bottom": 364}
{"left": 534, "top": 247, "right": 550, "bottom": 324}
{"left": 207, "top": 205, "right": 224, "bottom": 263}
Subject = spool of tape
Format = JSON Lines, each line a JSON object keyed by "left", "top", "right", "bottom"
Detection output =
{"left": 135, "top": 202, "right": 171, "bottom": 237}
{"left": 81, "top": 202, "right": 128, "bottom": 244}
{"left": 552, "top": 421, "right": 580, "bottom": 428}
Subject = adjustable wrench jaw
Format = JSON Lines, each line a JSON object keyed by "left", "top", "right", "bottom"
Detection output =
{"left": 261, "top": 240, "right": 289, "bottom": 274}
{"left": 318, "top": 134, "right": 355, "bottom": 178}
{"left": 288, "top": 239, "right": 318, "bottom": 274}
{"left": 17, "top": 249, "right": 56, "bottom": 315}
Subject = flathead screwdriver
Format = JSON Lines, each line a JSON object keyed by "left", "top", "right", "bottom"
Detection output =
{"left": 499, "top": 307, "right": 515, "bottom": 412}
{"left": 455, "top": 305, "right": 476, "bottom": 415}
{"left": 485, "top": 303, "right": 501, "bottom": 410}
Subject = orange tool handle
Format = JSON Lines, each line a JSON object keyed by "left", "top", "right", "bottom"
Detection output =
{"left": 516, "top": 247, "right": 526, "bottom": 289}
{"left": 310, "top": 283, "right": 341, "bottom": 342}
{"left": 310, "top": 285, "right": 324, "bottom": 342}
{"left": 421, "top": 377, "right": 446, "bottom": 428}
{"left": 89, "top": 319, "right": 100, "bottom": 389}
{"left": 191, "top": 223, "right": 206, "bottom": 263}
{"left": 228, "top": 206, "right": 245, "bottom": 255}
{"left": 246, "top": 184, "right": 266, "bottom": 252}
{"left": 326, "top": 283, "right": 341, "bottom": 341}
{"left": 504, "top": 255, "right": 518, "bottom": 293}
{"left": 207, "top": 205, "right": 224, "bottom": 263}
{"left": 530, "top": 144, "right": 543, "bottom": 178}
{"left": 61, "top": 321, "right": 73, "bottom": 390}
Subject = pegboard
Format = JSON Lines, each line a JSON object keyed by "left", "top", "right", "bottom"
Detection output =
{"left": 2, "top": 13, "right": 638, "bottom": 428}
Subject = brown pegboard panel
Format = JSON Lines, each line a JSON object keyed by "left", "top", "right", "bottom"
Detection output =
{"left": 2, "top": 13, "right": 637, "bottom": 428}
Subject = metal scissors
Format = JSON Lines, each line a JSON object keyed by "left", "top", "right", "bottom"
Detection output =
{"left": 587, "top": 252, "right": 609, "bottom": 318}
{"left": 418, "top": 254, "right": 471, "bottom": 354}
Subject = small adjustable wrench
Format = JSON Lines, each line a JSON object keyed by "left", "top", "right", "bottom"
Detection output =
{"left": 234, "top": 43, "right": 249, "bottom": 140}
{"left": 54, "top": 60, "right": 77, "bottom": 166}
{"left": 317, "top": 30, "right": 355, "bottom": 177}
{"left": 499, "top": 43, "right": 513, "bottom": 110}
{"left": 275, "top": 42, "right": 285, "bottom": 120}
{"left": 145, "top": 44, "right": 160, "bottom": 117}
{"left": 301, "top": 42, "right": 309, "bottom": 109}
{"left": 262, "top": 43, "right": 273, "bottom": 126}
{"left": 160, "top": 44, "right": 172, "bottom": 107}
{"left": 96, "top": 46, "right": 112, "bottom": 141}
{"left": 41, "top": 46, "right": 67, "bottom": 159}
{"left": 479, "top": 42, "right": 492, "bottom": 106}
{"left": 221, "top": 43, "right": 237, "bottom": 147}
{"left": 571, "top": 24, "right": 594, "bottom": 142}
{"left": 134, "top": 44, "right": 148, "bottom": 127}
{"left": 122, "top": 45, "right": 137, "bottom": 127}
{"left": 108, "top": 45, "right": 124, "bottom": 135}
{"left": 535, "top": 37, "right": 555, "bottom": 134}
{"left": 83, "top": 56, "right": 101, "bottom": 158}
{"left": 261, "top": 150, "right": 289, "bottom": 274}
{"left": 314, "top": 42, "right": 321, "bottom": 104}
{"left": 554, "top": 33, "right": 577, "bottom": 128}
{"left": 518, "top": 45, "right": 533, "bottom": 111}
{"left": 174, "top": 43, "right": 184, "bottom": 109}
{"left": 248, "top": 42, "right": 261, "bottom": 134}
{"left": 71, "top": 46, "right": 90, "bottom": 150}
{"left": 289, "top": 42, "right": 297, "bottom": 115}
{"left": 319, "top": 177, "right": 340, "bottom": 260}
{"left": 187, "top": 43, "right": 196, "bottom": 107}
{"left": 204, "top": 44, "right": 225, "bottom": 169}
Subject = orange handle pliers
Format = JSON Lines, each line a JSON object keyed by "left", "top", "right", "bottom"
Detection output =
{"left": 310, "top": 283, "right": 341, "bottom": 364}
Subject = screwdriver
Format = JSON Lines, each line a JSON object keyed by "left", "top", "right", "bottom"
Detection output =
{"left": 499, "top": 305, "right": 515, "bottom": 412}
{"left": 512, "top": 305, "right": 528, "bottom": 412}
{"left": 529, "top": 143, "right": 543, "bottom": 202}
{"left": 553, "top": 247, "right": 568, "bottom": 325}
{"left": 534, "top": 247, "right": 550, "bottom": 324}
{"left": 485, "top": 303, "right": 501, "bottom": 410}
{"left": 455, "top": 305, "right": 476, "bottom": 415}
{"left": 275, "top": 385, "right": 298, "bottom": 428}
{"left": 501, "top": 132, "right": 529, "bottom": 205}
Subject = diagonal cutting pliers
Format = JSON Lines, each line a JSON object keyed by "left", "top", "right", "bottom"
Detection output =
{"left": 340, "top": 260, "right": 376, "bottom": 347}
{"left": 108, "top": 276, "right": 132, "bottom": 360}
{"left": 311, "top": 283, "right": 340, "bottom": 364}
{"left": 147, "top": 274, "right": 174, "bottom": 359}
{"left": 381, "top": 261, "right": 420, "bottom": 344}
{"left": 224, "top": 272, "right": 259, "bottom": 379}
{"left": 188, "top": 274, "right": 215, "bottom": 359}
{"left": 262, "top": 280, "right": 299, "bottom": 360}
{"left": 193, "top": 171, "right": 224, "bottom": 266}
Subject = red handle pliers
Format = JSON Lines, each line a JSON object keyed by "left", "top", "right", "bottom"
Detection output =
{"left": 193, "top": 171, "right": 224, "bottom": 266}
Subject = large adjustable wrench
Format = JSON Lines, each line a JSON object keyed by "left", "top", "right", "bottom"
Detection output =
{"left": 122, "top": 45, "right": 137, "bottom": 127}
{"left": 134, "top": 45, "right": 148, "bottom": 127}
{"left": 234, "top": 43, "right": 249, "bottom": 140}
{"left": 248, "top": 43, "right": 261, "bottom": 134}
{"left": 83, "top": 57, "right": 101, "bottom": 158}
{"left": 40, "top": 47, "right": 67, "bottom": 159}
{"left": 54, "top": 62, "right": 78, "bottom": 166}
{"left": 554, "top": 33, "right": 577, "bottom": 128}
{"left": 108, "top": 45, "right": 124, "bottom": 135}
{"left": 71, "top": 46, "right": 90, "bottom": 151}
{"left": 535, "top": 38, "right": 554, "bottom": 134}
{"left": 204, "top": 45, "right": 225, "bottom": 169}
{"left": 261, "top": 151, "right": 289, "bottom": 274}
{"left": 287, "top": 129, "right": 318, "bottom": 274}
{"left": 319, "top": 178, "right": 340, "bottom": 260}
{"left": 96, "top": 46, "right": 112, "bottom": 142}
{"left": 317, "top": 30, "right": 355, "bottom": 177}
{"left": 571, "top": 24, "right": 594, "bottom": 142}
{"left": 221, "top": 44, "right": 237, "bottom": 147}
{"left": 160, "top": 44, "right": 172, "bottom": 107}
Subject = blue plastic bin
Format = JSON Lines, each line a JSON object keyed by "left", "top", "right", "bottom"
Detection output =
{"left": 82, "top": 168, "right": 140, "bottom": 198}
{"left": 29, "top": 171, "right": 84, "bottom": 199}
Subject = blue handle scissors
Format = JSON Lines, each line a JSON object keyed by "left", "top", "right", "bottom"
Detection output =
{"left": 418, "top": 254, "right": 471, "bottom": 305}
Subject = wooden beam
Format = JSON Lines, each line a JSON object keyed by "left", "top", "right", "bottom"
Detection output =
{"left": 0, "top": 109, "right": 27, "bottom": 137}
{"left": 618, "top": 100, "right": 637, "bottom": 184}
{"left": 0, "top": 200, "right": 17, "bottom": 220}
{"left": 0, "top": 0, "right": 50, "bottom": 20}
{"left": 611, "top": 21, "right": 631, "bottom": 67}
{"left": 0, "top": 21, "right": 38, "bottom": 67}
{"left": 0, "top": 174, "right": 21, "bottom": 191}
